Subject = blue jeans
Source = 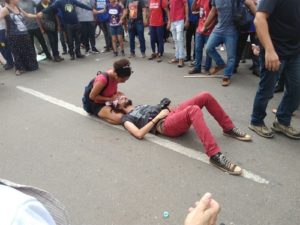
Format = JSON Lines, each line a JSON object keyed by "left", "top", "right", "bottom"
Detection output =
{"left": 206, "top": 32, "right": 238, "bottom": 77}
{"left": 170, "top": 20, "right": 185, "bottom": 59}
{"left": 251, "top": 53, "right": 300, "bottom": 126}
{"left": 128, "top": 20, "right": 146, "bottom": 54}
{"left": 149, "top": 26, "right": 164, "bottom": 55}
{"left": 194, "top": 33, "right": 212, "bottom": 71}
{"left": 0, "top": 29, "right": 14, "bottom": 66}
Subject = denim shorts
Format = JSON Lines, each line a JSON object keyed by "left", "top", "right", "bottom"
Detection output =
{"left": 110, "top": 25, "right": 124, "bottom": 36}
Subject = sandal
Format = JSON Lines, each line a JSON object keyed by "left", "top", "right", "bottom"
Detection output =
{"left": 16, "top": 70, "right": 25, "bottom": 76}
{"left": 168, "top": 58, "right": 179, "bottom": 64}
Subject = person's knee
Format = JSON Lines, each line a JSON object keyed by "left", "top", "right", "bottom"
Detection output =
{"left": 199, "top": 91, "right": 213, "bottom": 100}
{"left": 187, "top": 105, "right": 202, "bottom": 115}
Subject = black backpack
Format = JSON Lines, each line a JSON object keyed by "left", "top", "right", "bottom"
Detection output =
{"left": 82, "top": 72, "right": 109, "bottom": 114}
{"left": 232, "top": 0, "right": 254, "bottom": 31}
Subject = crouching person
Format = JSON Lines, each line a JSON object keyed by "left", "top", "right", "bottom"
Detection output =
{"left": 82, "top": 59, "right": 132, "bottom": 124}
{"left": 115, "top": 92, "right": 252, "bottom": 175}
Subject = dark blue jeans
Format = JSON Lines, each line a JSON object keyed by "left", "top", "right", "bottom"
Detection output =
{"left": 128, "top": 20, "right": 146, "bottom": 54}
{"left": 149, "top": 25, "right": 164, "bottom": 55}
{"left": 251, "top": 53, "right": 300, "bottom": 126}
{"left": 0, "top": 29, "right": 14, "bottom": 66}
{"left": 206, "top": 32, "right": 238, "bottom": 77}
{"left": 194, "top": 33, "right": 212, "bottom": 72}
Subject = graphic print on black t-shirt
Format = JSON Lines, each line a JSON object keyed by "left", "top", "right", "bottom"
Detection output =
{"left": 129, "top": 1, "right": 138, "bottom": 19}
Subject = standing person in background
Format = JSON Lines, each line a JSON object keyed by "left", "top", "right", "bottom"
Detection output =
{"left": 38, "top": 0, "right": 100, "bottom": 60}
{"left": 98, "top": 0, "right": 125, "bottom": 56}
{"left": 168, "top": 0, "right": 189, "bottom": 68}
{"left": 184, "top": 0, "right": 198, "bottom": 62}
{"left": 56, "top": 8, "right": 68, "bottom": 54}
{"left": 0, "top": 2, "right": 14, "bottom": 70}
{"left": 76, "top": 0, "right": 100, "bottom": 55}
{"left": 19, "top": 0, "right": 52, "bottom": 60}
{"left": 95, "top": 0, "right": 112, "bottom": 52}
{"left": 37, "top": 0, "right": 64, "bottom": 62}
{"left": 204, "top": 0, "right": 256, "bottom": 86}
{"left": 147, "top": 0, "right": 169, "bottom": 62}
{"left": 188, "top": 0, "right": 213, "bottom": 74}
{"left": 121, "top": 0, "right": 147, "bottom": 58}
{"left": 0, "top": 0, "right": 38, "bottom": 75}
{"left": 249, "top": 0, "right": 300, "bottom": 139}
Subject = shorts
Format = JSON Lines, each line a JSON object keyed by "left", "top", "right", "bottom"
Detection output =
{"left": 110, "top": 25, "right": 124, "bottom": 36}
{"left": 90, "top": 101, "right": 106, "bottom": 116}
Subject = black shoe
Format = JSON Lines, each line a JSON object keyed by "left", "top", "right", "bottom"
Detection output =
{"left": 91, "top": 47, "right": 100, "bottom": 54}
{"left": 274, "top": 84, "right": 284, "bottom": 93}
{"left": 209, "top": 153, "right": 242, "bottom": 175}
{"left": 4, "top": 64, "right": 14, "bottom": 70}
{"left": 184, "top": 57, "right": 191, "bottom": 62}
{"left": 70, "top": 55, "right": 75, "bottom": 60}
{"left": 54, "top": 55, "right": 64, "bottom": 62}
{"left": 76, "top": 53, "right": 85, "bottom": 59}
{"left": 252, "top": 68, "right": 260, "bottom": 77}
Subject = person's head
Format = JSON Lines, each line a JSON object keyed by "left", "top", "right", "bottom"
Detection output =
{"left": 109, "top": 0, "right": 116, "bottom": 4}
{"left": 111, "top": 96, "right": 133, "bottom": 113}
{"left": 113, "top": 59, "right": 132, "bottom": 83}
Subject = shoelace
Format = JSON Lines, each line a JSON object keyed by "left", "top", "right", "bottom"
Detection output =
{"left": 232, "top": 127, "right": 245, "bottom": 137}
{"left": 219, "top": 154, "right": 234, "bottom": 170}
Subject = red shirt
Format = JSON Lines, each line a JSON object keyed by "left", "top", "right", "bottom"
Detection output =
{"left": 93, "top": 74, "right": 118, "bottom": 103}
{"left": 196, "top": 0, "right": 213, "bottom": 35}
{"left": 149, "top": 0, "right": 168, "bottom": 26}
{"left": 170, "top": 0, "right": 186, "bottom": 22}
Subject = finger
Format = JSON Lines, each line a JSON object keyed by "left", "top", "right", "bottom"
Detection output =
{"left": 194, "top": 193, "right": 212, "bottom": 212}
{"left": 208, "top": 200, "right": 221, "bottom": 225}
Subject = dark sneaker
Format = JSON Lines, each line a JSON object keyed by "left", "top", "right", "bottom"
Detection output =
{"left": 224, "top": 127, "right": 252, "bottom": 141}
{"left": 128, "top": 53, "right": 136, "bottom": 58}
{"left": 271, "top": 119, "right": 300, "bottom": 140}
{"left": 210, "top": 152, "right": 242, "bottom": 175}
{"left": 249, "top": 124, "right": 274, "bottom": 138}
{"left": 76, "top": 53, "right": 85, "bottom": 59}
{"left": 4, "top": 64, "right": 14, "bottom": 70}
{"left": 148, "top": 53, "right": 157, "bottom": 60}
{"left": 70, "top": 54, "right": 75, "bottom": 60}
{"left": 188, "top": 68, "right": 201, "bottom": 74}
{"left": 54, "top": 56, "right": 64, "bottom": 62}
{"left": 91, "top": 47, "right": 100, "bottom": 54}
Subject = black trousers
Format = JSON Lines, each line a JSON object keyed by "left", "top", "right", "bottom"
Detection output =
{"left": 98, "top": 21, "right": 112, "bottom": 49}
{"left": 46, "top": 30, "right": 59, "bottom": 57}
{"left": 185, "top": 22, "right": 197, "bottom": 60}
{"left": 80, "top": 21, "right": 96, "bottom": 51}
{"left": 235, "top": 32, "right": 259, "bottom": 70}
{"left": 65, "top": 23, "right": 81, "bottom": 56}
{"left": 28, "top": 28, "right": 51, "bottom": 58}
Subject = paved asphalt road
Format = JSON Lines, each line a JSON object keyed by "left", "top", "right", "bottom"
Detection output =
{"left": 0, "top": 36, "right": 299, "bottom": 225}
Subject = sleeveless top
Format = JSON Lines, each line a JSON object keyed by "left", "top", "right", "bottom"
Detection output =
{"left": 5, "top": 7, "right": 28, "bottom": 36}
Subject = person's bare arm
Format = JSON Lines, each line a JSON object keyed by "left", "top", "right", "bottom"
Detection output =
{"left": 164, "top": 7, "right": 170, "bottom": 29}
{"left": 142, "top": 7, "right": 148, "bottom": 26}
{"left": 245, "top": 0, "right": 256, "bottom": 15}
{"left": 124, "top": 109, "right": 169, "bottom": 139}
{"left": 191, "top": 0, "right": 199, "bottom": 12}
{"left": 89, "top": 82, "right": 115, "bottom": 102}
{"left": 20, "top": 8, "right": 37, "bottom": 18}
{"left": 120, "top": 8, "right": 128, "bottom": 23}
{"left": 184, "top": 1, "right": 189, "bottom": 28}
{"left": 254, "top": 12, "right": 280, "bottom": 71}
{"left": 202, "top": 7, "right": 216, "bottom": 32}
{"left": 0, "top": 7, "right": 8, "bottom": 20}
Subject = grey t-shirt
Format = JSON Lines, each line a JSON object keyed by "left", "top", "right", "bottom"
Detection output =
{"left": 121, "top": 105, "right": 161, "bottom": 134}
{"left": 211, "top": 0, "right": 237, "bottom": 35}
{"left": 18, "top": 0, "right": 39, "bottom": 30}
{"left": 76, "top": 0, "right": 95, "bottom": 22}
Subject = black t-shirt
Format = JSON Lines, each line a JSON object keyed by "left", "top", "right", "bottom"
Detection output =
{"left": 126, "top": 0, "right": 145, "bottom": 21}
{"left": 37, "top": 1, "right": 57, "bottom": 25}
{"left": 257, "top": 0, "right": 300, "bottom": 58}
{"left": 121, "top": 105, "right": 160, "bottom": 134}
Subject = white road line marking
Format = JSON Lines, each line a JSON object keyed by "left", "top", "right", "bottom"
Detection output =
{"left": 17, "top": 86, "right": 269, "bottom": 185}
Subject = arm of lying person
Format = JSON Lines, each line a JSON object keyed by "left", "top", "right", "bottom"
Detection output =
{"left": 124, "top": 109, "right": 170, "bottom": 139}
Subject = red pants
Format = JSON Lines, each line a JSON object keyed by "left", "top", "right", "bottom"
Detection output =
{"left": 163, "top": 92, "right": 235, "bottom": 157}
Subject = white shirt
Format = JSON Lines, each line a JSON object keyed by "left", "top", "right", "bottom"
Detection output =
{"left": 0, "top": 185, "right": 57, "bottom": 225}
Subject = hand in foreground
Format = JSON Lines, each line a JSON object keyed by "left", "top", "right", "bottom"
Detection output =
{"left": 265, "top": 49, "right": 281, "bottom": 72}
{"left": 184, "top": 193, "right": 220, "bottom": 225}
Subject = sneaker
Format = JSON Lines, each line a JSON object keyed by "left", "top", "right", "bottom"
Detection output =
{"left": 210, "top": 152, "right": 242, "bottom": 175}
{"left": 128, "top": 53, "right": 136, "bottom": 58}
{"left": 91, "top": 47, "right": 100, "bottom": 54}
{"left": 54, "top": 56, "right": 64, "bottom": 62}
{"left": 101, "top": 48, "right": 110, "bottom": 53}
{"left": 271, "top": 119, "right": 300, "bottom": 140}
{"left": 121, "top": 50, "right": 125, "bottom": 56}
{"left": 4, "top": 64, "right": 14, "bottom": 70}
{"left": 70, "top": 54, "right": 75, "bottom": 60}
{"left": 224, "top": 127, "right": 252, "bottom": 141}
{"left": 76, "top": 53, "right": 85, "bottom": 59}
{"left": 222, "top": 77, "right": 231, "bottom": 86}
{"left": 148, "top": 53, "right": 157, "bottom": 60}
{"left": 85, "top": 50, "right": 90, "bottom": 56}
{"left": 141, "top": 53, "right": 146, "bottom": 58}
{"left": 188, "top": 68, "right": 201, "bottom": 74}
{"left": 249, "top": 123, "right": 274, "bottom": 138}
{"left": 156, "top": 55, "right": 162, "bottom": 63}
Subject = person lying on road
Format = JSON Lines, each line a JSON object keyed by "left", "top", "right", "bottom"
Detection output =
{"left": 112, "top": 92, "right": 252, "bottom": 175}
